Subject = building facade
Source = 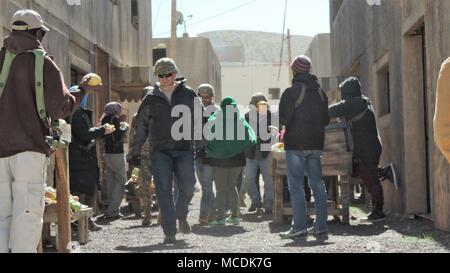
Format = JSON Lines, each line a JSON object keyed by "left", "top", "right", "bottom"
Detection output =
{"left": 0, "top": 0, "right": 153, "bottom": 123}
{"left": 330, "top": 0, "right": 450, "bottom": 231}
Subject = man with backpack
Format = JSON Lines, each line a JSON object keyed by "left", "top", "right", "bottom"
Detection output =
{"left": 0, "top": 10, "right": 98, "bottom": 253}
{"left": 279, "top": 55, "right": 330, "bottom": 239}
{"left": 329, "top": 77, "right": 394, "bottom": 222}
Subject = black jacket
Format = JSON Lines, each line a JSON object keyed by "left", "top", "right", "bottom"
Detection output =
{"left": 133, "top": 80, "right": 204, "bottom": 153}
{"left": 245, "top": 111, "right": 272, "bottom": 159}
{"left": 279, "top": 73, "right": 330, "bottom": 151}
{"left": 69, "top": 108, "right": 105, "bottom": 195}
{"left": 101, "top": 114, "right": 128, "bottom": 154}
{"left": 328, "top": 77, "right": 382, "bottom": 164}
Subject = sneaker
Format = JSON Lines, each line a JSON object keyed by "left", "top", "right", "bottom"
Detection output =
{"left": 142, "top": 218, "right": 152, "bottom": 227}
{"left": 248, "top": 202, "right": 262, "bottom": 213}
{"left": 97, "top": 213, "right": 127, "bottom": 221}
{"left": 307, "top": 227, "right": 328, "bottom": 237}
{"left": 279, "top": 228, "right": 307, "bottom": 239}
{"left": 178, "top": 220, "right": 191, "bottom": 234}
{"left": 163, "top": 235, "right": 177, "bottom": 244}
{"left": 209, "top": 219, "right": 226, "bottom": 226}
{"left": 225, "top": 216, "right": 240, "bottom": 225}
{"left": 88, "top": 221, "right": 103, "bottom": 232}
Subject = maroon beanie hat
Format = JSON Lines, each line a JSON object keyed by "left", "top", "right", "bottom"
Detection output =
{"left": 291, "top": 55, "right": 312, "bottom": 74}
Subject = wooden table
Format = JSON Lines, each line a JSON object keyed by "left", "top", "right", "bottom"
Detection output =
{"left": 271, "top": 123, "right": 353, "bottom": 224}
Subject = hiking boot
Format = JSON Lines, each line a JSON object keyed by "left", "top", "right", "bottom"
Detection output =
{"left": 379, "top": 163, "right": 399, "bottom": 189}
{"left": 248, "top": 202, "right": 262, "bottom": 213}
{"left": 366, "top": 210, "right": 386, "bottom": 222}
{"left": 163, "top": 235, "right": 177, "bottom": 244}
{"left": 142, "top": 218, "right": 152, "bottom": 227}
{"left": 225, "top": 216, "right": 240, "bottom": 225}
{"left": 209, "top": 219, "right": 226, "bottom": 226}
{"left": 178, "top": 220, "right": 191, "bottom": 234}
{"left": 279, "top": 228, "right": 307, "bottom": 239}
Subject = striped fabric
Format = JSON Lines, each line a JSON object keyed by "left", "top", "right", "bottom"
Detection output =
{"left": 291, "top": 55, "right": 312, "bottom": 74}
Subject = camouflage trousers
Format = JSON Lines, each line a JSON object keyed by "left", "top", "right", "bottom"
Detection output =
{"left": 126, "top": 160, "right": 153, "bottom": 221}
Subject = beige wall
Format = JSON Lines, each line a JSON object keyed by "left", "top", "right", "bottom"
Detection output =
{"left": 330, "top": 0, "right": 450, "bottom": 231}
{"left": 0, "top": 0, "right": 152, "bottom": 83}
{"left": 222, "top": 64, "right": 290, "bottom": 109}
{"left": 305, "top": 33, "right": 332, "bottom": 77}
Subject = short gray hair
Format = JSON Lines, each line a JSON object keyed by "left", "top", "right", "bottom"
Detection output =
{"left": 197, "top": 84, "right": 215, "bottom": 97}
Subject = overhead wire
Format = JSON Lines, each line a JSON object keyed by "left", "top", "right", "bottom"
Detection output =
{"left": 154, "top": 0, "right": 260, "bottom": 37}
{"left": 277, "top": 0, "right": 288, "bottom": 83}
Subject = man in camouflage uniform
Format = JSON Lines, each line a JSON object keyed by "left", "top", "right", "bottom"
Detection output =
{"left": 136, "top": 139, "right": 154, "bottom": 226}
{"left": 127, "top": 88, "right": 155, "bottom": 226}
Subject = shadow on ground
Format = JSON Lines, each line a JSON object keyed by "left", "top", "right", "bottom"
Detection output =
{"left": 191, "top": 225, "right": 247, "bottom": 237}
{"left": 115, "top": 240, "right": 195, "bottom": 253}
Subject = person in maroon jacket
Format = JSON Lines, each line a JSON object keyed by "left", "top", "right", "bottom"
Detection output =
{"left": 0, "top": 10, "right": 99, "bottom": 253}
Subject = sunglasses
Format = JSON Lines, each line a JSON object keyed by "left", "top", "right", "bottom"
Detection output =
{"left": 158, "top": 73, "right": 174, "bottom": 79}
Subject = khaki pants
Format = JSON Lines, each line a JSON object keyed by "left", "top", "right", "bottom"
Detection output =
{"left": 0, "top": 152, "right": 47, "bottom": 253}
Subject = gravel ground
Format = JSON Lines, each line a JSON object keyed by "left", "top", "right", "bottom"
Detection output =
{"left": 79, "top": 191, "right": 450, "bottom": 253}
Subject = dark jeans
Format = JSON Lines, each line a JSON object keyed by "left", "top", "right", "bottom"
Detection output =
{"left": 353, "top": 163, "right": 384, "bottom": 207}
{"left": 151, "top": 150, "right": 196, "bottom": 236}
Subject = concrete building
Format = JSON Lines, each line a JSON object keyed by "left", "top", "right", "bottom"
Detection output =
{"left": 221, "top": 64, "right": 290, "bottom": 109}
{"left": 0, "top": 0, "right": 153, "bottom": 124}
{"left": 200, "top": 30, "right": 313, "bottom": 108}
{"left": 153, "top": 37, "right": 222, "bottom": 100}
{"left": 330, "top": 0, "right": 450, "bottom": 231}
{"left": 304, "top": 33, "right": 340, "bottom": 103}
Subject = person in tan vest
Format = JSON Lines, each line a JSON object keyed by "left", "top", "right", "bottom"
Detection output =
{"left": 434, "top": 57, "right": 450, "bottom": 163}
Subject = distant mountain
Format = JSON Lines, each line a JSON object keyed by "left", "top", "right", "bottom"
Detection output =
{"left": 199, "top": 30, "right": 313, "bottom": 65}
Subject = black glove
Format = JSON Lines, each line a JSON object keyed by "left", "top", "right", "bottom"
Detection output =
{"left": 195, "top": 148, "right": 207, "bottom": 160}
{"left": 130, "top": 156, "right": 141, "bottom": 167}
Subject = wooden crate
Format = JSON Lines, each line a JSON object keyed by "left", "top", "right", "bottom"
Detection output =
{"left": 42, "top": 204, "right": 93, "bottom": 246}
{"left": 271, "top": 123, "right": 352, "bottom": 224}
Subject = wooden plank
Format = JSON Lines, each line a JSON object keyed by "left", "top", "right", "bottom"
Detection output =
{"left": 55, "top": 149, "right": 72, "bottom": 253}
{"left": 77, "top": 208, "right": 93, "bottom": 245}
{"left": 272, "top": 176, "right": 284, "bottom": 224}
{"left": 340, "top": 175, "right": 351, "bottom": 224}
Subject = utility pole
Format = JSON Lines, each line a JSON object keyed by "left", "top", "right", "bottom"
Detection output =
{"left": 170, "top": 0, "right": 177, "bottom": 60}
{"left": 287, "top": 29, "right": 293, "bottom": 84}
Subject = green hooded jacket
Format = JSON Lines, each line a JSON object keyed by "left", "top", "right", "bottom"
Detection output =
{"left": 206, "top": 96, "right": 257, "bottom": 159}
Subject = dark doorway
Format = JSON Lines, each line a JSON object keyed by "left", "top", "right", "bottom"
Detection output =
{"left": 417, "top": 25, "right": 432, "bottom": 213}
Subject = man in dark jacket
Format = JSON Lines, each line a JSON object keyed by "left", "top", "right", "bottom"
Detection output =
{"left": 0, "top": 10, "right": 97, "bottom": 253}
{"left": 329, "top": 77, "right": 386, "bottom": 221}
{"left": 244, "top": 93, "right": 275, "bottom": 215}
{"left": 132, "top": 58, "right": 203, "bottom": 244}
{"left": 279, "top": 55, "right": 330, "bottom": 239}
{"left": 69, "top": 94, "right": 115, "bottom": 231}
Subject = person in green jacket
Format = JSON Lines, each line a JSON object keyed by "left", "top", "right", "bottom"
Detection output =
{"left": 206, "top": 97, "right": 257, "bottom": 225}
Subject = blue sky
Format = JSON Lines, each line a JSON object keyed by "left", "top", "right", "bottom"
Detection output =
{"left": 152, "top": 0, "right": 330, "bottom": 38}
